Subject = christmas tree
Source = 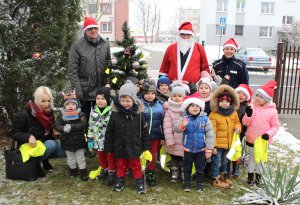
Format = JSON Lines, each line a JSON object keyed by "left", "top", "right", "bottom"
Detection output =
{"left": 105, "top": 21, "right": 148, "bottom": 92}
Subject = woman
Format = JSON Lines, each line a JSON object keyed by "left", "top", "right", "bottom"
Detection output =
{"left": 11, "top": 86, "right": 65, "bottom": 177}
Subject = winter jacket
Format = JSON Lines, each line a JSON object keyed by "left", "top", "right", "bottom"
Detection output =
{"left": 104, "top": 99, "right": 151, "bottom": 159}
{"left": 55, "top": 112, "right": 87, "bottom": 152}
{"left": 242, "top": 102, "right": 280, "bottom": 145}
{"left": 174, "top": 112, "right": 214, "bottom": 153}
{"left": 163, "top": 98, "right": 184, "bottom": 157}
{"left": 87, "top": 105, "right": 112, "bottom": 150}
{"left": 156, "top": 89, "right": 170, "bottom": 104}
{"left": 142, "top": 98, "right": 164, "bottom": 140}
{"left": 68, "top": 36, "right": 111, "bottom": 101}
{"left": 213, "top": 55, "right": 249, "bottom": 89}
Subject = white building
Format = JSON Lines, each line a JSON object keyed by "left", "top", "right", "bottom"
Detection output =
{"left": 200, "top": 0, "right": 300, "bottom": 49}
{"left": 179, "top": 8, "right": 201, "bottom": 41}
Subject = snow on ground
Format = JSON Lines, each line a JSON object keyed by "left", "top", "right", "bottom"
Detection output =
{"left": 273, "top": 125, "right": 300, "bottom": 152}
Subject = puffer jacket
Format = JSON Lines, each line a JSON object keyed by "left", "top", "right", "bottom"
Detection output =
{"left": 163, "top": 98, "right": 184, "bottom": 157}
{"left": 68, "top": 36, "right": 111, "bottom": 101}
{"left": 55, "top": 112, "right": 87, "bottom": 152}
{"left": 142, "top": 98, "right": 164, "bottom": 140}
{"left": 242, "top": 102, "right": 280, "bottom": 144}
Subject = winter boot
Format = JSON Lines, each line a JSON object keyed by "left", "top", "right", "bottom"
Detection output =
{"left": 98, "top": 169, "right": 108, "bottom": 180}
{"left": 107, "top": 171, "right": 116, "bottom": 185}
{"left": 136, "top": 178, "right": 146, "bottom": 194}
{"left": 69, "top": 168, "right": 78, "bottom": 178}
{"left": 170, "top": 167, "right": 179, "bottom": 182}
{"left": 212, "top": 177, "right": 230, "bottom": 188}
{"left": 183, "top": 181, "right": 191, "bottom": 192}
{"left": 255, "top": 173, "right": 261, "bottom": 185}
{"left": 42, "top": 159, "right": 53, "bottom": 172}
{"left": 247, "top": 173, "right": 255, "bottom": 186}
{"left": 114, "top": 177, "right": 125, "bottom": 192}
{"left": 37, "top": 163, "right": 46, "bottom": 178}
{"left": 220, "top": 172, "right": 233, "bottom": 186}
{"left": 79, "top": 168, "right": 89, "bottom": 181}
{"left": 146, "top": 170, "right": 157, "bottom": 186}
{"left": 196, "top": 183, "right": 204, "bottom": 192}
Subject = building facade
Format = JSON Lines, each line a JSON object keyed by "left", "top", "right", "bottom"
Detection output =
{"left": 179, "top": 8, "right": 201, "bottom": 42}
{"left": 200, "top": 0, "right": 300, "bottom": 49}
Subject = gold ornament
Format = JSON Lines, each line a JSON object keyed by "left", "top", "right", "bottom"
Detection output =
{"left": 112, "top": 77, "right": 118, "bottom": 84}
{"left": 141, "top": 53, "right": 144, "bottom": 58}
{"left": 105, "top": 68, "right": 110, "bottom": 74}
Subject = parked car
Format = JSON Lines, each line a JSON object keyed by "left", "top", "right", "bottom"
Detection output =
{"left": 236, "top": 47, "right": 273, "bottom": 71}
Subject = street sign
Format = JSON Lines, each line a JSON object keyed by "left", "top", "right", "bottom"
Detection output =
{"left": 219, "top": 17, "right": 226, "bottom": 29}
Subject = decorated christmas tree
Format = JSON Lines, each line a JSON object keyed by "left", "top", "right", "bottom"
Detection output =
{"left": 105, "top": 21, "right": 148, "bottom": 92}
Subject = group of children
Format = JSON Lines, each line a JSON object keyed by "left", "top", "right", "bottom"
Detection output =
{"left": 54, "top": 69, "right": 280, "bottom": 194}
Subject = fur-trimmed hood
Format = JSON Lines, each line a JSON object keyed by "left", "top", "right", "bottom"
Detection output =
{"left": 210, "top": 84, "right": 239, "bottom": 112}
{"left": 111, "top": 98, "right": 145, "bottom": 114}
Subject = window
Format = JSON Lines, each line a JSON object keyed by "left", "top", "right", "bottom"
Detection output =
{"left": 89, "top": 4, "right": 97, "bottom": 14}
{"left": 259, "top": 26, "right": 273, "bottom": 38}
{"left": 261, "top": 2, "right": 275, "bottom": 14}
{"left": 101, "top": 22, "right": 112, "bottom": 33}
{"left": 217, "top": 0, "right": 228, "bottom": 12}
{"left": 235, "top": 25, "right": 244, "bottom": 36}
{"left": 216, "top": 25, "right": 226, "bottom": 35}
{"left": 236, "top": 1, "right": 245, "bottom": 13}
{"left": 282, "top": 16, "right": 293, "bottom": 25}
{"left": 100, "top": 3, "right": 111, "bottom": 14}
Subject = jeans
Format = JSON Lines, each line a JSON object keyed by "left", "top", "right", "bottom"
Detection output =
{"left": 211, "top": 148, "right": 229, "bottom": 178}
{"left": 39, "top": 139, "right": 66, "bottom": 162}
{"left": 183, "top": 151, "right": 206, "bottom": 185}
{"left": 227, "top": 160, "right": 240, "bottom": 177}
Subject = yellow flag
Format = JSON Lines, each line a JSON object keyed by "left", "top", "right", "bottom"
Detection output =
{"left": 105, "top": 68, "right": 110, "bottom": 74}
{"left": 160, "top": 145, "right": 171, "bottom": 172}
{"left": 254, "top": 136, "right": 268, "bottom": 163}
{"left": 226, "top": 132, "right": 242, "bottom": 161}
{"left": 112, "top": 77, "right": 117, "bottom": 84}
{"left": 89, "top": 167, "right": 102, "bottom": 179}
{"left": 140, "top": 150, "right": 152, "bottom": 171}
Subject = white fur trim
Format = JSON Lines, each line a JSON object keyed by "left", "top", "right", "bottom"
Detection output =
{"left": 235, "top": 87, "right": 250, "bottom": 101}
{"left": 181, "top": 98, "right": 205, "bottom": 112}
{"left": 223, "top": 44, "right": 237, "bottom": 50}
{"left": 179, "top": 30, "right": 194, "bottom": 36}
{"left": 177, "top": 43, "right": 195, "bottom": 81}
{"left": 84, "top": 24, "right": 99, "bottom": 31}
{"left": 256, "top": 88, "right": 272, "bottom": 102}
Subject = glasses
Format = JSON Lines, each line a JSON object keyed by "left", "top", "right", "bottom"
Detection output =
{"left": 87, "top": 27, "right": 99, "bottom": 31}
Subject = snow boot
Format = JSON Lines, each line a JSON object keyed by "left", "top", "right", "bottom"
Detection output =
{"left": 220, "top": 172, "right": 233, "bottom": 186}
{"left": 79, "top": 168, "right": 89, "bottom": 181}
{"left": 136, "top": 178, "right": 146, "bottom": 194}
{"left": 114, "top": 177, "right": 125, "bottom": 192}
{"left": 170, "top": 167, "right": 179, "bottom": 182}
{"left": 146, "top": 170, "right": 157, "bottom": 186}
{"left": 212, "top": 176, "right": 230, "bottom": 188}
{"left": 98, "top": 169, "right": 108, "bottom": 179}
{"left": 42, "top": 159, "right": 53, "bottom": 172}
{"left": 247, "top": 173, "right": 255, "bottom": 186}
{"left": 107, "top": 171, "right": 116, "bottom": 185}
{"left": 196, "top": 183, "right": 204, "bottom": 192}
{"left": 183, "top": 181, "right": 191, "bottom": 192}
{"left": 69, "top": 168, "right": 78, "bottom": 178}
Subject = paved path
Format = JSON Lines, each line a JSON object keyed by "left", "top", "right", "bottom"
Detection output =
{"left": 279, "top": 114, "right": 300, "bottom": 140}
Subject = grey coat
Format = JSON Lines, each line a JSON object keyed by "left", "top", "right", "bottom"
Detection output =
{"left": 68, "top": 36, "right": 111, "bottom": 101}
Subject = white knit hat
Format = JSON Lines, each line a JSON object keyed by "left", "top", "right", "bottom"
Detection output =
{"left": 181, "top": 97, "right": 205, "bottom": 112}
{"left": 197, "top": 77, "right": 213, "bottom": 91}
{"left": 170, "top": 81, "right": 186, "bottom": 96}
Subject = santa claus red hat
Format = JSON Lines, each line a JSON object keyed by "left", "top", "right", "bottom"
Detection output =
{"left": 181, "top": 97, "right": 205, "bottom": 112}
{"left": 256, "top": 80, "right": 277, "bottom": 103}
{"left": 83, "top": 17, "right": 99, "bottom": 31}
{"left": 178, "top": 22, "right": 194, "bottom": 36}
{"left": 235, "top": 84, "right": 253, "bottom": 101}
{"left": 223, "top": 38, "right": 238, "bottom": 50}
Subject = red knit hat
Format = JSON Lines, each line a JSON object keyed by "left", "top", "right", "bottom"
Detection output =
{"left": 178, "top": 22, "right": 194, "bottom": 36}
{"left": 256, "top": 80, "right": 277, "bottom": 103}
{"left": 235, "top": 84, "right": 253, "bottom": 101}
{"left": 223, "top": 38, "right": 238, "bottom": 50}
{"left": 83, "top": 17, "right": 99, "bottom": 31}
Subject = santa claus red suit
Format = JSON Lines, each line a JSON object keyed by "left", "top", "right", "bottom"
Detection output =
{"left": 159, "top": 22, "right": 211, "bottom": 84}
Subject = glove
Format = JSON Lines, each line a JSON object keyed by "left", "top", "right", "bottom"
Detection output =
{"left": 87, "top": 139, "right": 94, "bottom": 150}
{"left": 63, "top": 124, "right": 71, "bottom": 133}
{"left": 245, "top": 106, "right": 253, "bottom": 117}
{"left": 262, "top": 134, "right": 269, "bottom": 141}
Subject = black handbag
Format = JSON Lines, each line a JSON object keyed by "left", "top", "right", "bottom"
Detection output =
{"left": 4, "top": 140, "right": 40, "bottom": 181}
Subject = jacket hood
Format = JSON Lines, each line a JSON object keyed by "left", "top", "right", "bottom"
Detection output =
{"left": 210, "top": 84, "right": 239, "bottom": 112}
{"left": 111, "top": 98, "right": 145, "bottom": 114}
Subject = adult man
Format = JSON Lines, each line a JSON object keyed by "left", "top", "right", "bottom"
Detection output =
{"left": 68, "top": 17, "right": 111, "bottom": 120}
{"left": 159, "top": 22, "right": 211, "bottom": 84}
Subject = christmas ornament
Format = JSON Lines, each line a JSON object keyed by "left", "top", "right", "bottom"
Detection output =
{"left": 111, "top": 58, "right": 117, "bottom": 65}
{"left": 141, "top": 53, "right": 144, "bottom": 58}
{"left": 124, "top": 47, "right": 131, "bottom": 57}
{"left": 132, "top": 61, "right": 140, "bottom": 69}
{"left": 112, "top": 77, "right": 118, "bottom": 84}
{"left": 105, "top": 68, "right": 110, "bottom": 74}
{"left": 32, "top": 52, "right": 41, "bottom": 60}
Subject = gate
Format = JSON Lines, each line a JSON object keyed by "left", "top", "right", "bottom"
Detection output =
{"left": 274, "top": 42, "right": 300, "bottom": 114}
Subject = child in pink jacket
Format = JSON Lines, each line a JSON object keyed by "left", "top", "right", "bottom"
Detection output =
{"left": 242, "top": 80, "right": 280, "bottom": 186}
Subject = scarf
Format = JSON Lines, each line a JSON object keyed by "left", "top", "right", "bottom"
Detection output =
{"left": 61, "top": 108, "right": 81, "bottom": 121}
{"left": 27, "top": 101, "right": 54, "bottom": 131}
{"left": 218, "top": 104, "right": 235, "bottom": 116}
{"left": 113, "top": 97, "right": 139, "bottom": 115}
{"left": 84, "top": 34, "right": 101, "bottom": 47}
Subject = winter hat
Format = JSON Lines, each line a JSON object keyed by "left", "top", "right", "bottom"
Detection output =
{"left": 256, "top": 80, "right": 277, "bottom": 103}
{"left": 181, "top": 97, "right": 205, "bottom": 112}
{"left": 83, "top": 17, "right": 99, "bottom": 31}
{"left": 96, "top": 87, "right": 111, "bottom": 105}
{"left": 235, "top": 84, "right": 253, "bottom": 101}
{"left": 178, "top": 22, "right": 194, "bottom": 36}
{"left": 197, "top": 77, "right": 213, "bottom": 91}
{"left": 223, "top": 38, "right": 238, "bottom": 50}
{"left": 119, "top": 80, "right": 138, "bottom": 101}
{"left": 157, "top": 76, "right": 171, "bottom": 88}
{"left": 170, "top": 81, "right": 186, "bottom": 96}
{"left": 126, "top": 76, "right": 140, "bottom": 85}
{"left": 142, "top": 79, "right": 157, "bottom": 94}
{"left": 63, "top": 91, "right": 79, "bottom": 108}
{"left": 218, "top": 92, "right": 232, "bottom": 103}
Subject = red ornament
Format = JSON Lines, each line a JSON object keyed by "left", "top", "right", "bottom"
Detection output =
{"left": 124, "top": 47, "right": 131, "bottom": 56}
{"left": 32, "top": 52, "right": 41, "bottom": 59}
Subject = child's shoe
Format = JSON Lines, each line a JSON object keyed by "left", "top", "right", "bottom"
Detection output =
{"left": 107, "top": 171, "right": 116, "bottom": 185}
{"left": 247, "top": 173, "right": 255, "bottom": 186}
{"left": 196, "top": 183, "right": 204, "bottom": 192}
{"left": 255, "top": 173, "right": 261, "bottom": 185}
{"left": 220, "top": 172, "right": 233, "bottom": 186}
{"left": 212, "top": 177, "right": 230, "bottom": 188}
{"left": 98, "top": 169, "right": 108, "bottom": 179}
{"left": 79, "top": 168, "right": 89, "bottom": 181}
{"left": 170, "top": 167, "right": 179, "bottom": 182}
{"left": 146, "top": 170, "right": 157, "bottom": 186}
{"left": 42, "top": 159, "right": 53, "bottom": 172}
{"left": 183, "top": 181, "right": 191, "bottom": 192}
{"left": 136, "top": 178, "right": 146, "bottom": 194}
{"left": 69, "top": 168, "right": 78, "bottom": 178}
{"left": 114, "top": 177, "right": 125, "bottom": 192}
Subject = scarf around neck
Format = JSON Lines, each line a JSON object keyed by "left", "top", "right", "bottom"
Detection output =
{"left": 113, "top": 97, "right": 139, "bottom": 115}
{"left": 27, "top": 101, "right": 54, "bottom": 131}
{"left": 61, "top": 108, "right": 81, "bottom": 121}
{"left": 218, "top": 104, "right": 234, "bottom": 116}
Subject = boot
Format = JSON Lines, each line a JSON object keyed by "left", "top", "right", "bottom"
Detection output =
{"left": 136, "top": 178, "right": 146, "bottom": 194}
{"left": 107, "top": 171, "right": 116, "bottom": 185}
{"left": 220, "top": 172, "right": 233, "bottom": 186}
{"left": 79, "top": 168, "right": 89, "bottom": 181}
{"left": 146, "top": 170, "right": 157, "bottom": 186}
{"left": 196, "top": 183, "right": 204, "bottom": 192}
{"left": 183, "top": 181, "right": 191, "bottom": 192}
{"left": 69, "top": 168, "right": 78, "bottom": 178}
{"left": 114, "top": 177, "right": 125, "bottom": 192}
{"left": 98, "top": 169, "right": 108, "bottom": 179}
{"left": 42, "top": 159, "right": 53, "bottom": 172}
{"left": 37, "top": 163, "right": 46, "bottom": 178}
{"left": 247, "top": 173, "right": 255, "bottom": 186}
{"left": 212, "top": 176, "right": 230, "bottom": 188}
{"left": 170, "top": 167, "right": 179, "bottom": 182}
{"left": 255, "top": 173, "right": 261, "bottom": 185}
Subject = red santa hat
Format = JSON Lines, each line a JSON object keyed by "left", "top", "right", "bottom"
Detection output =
{"left": 256, "top": 80, "right": 277, "bottom": 103}
{"left": 178, "top": 22, "right": 194, "bottom": 36}
{"left": 83, "top": 17, "right": 99, "bottom": 31}
{"left": 235, "top": 84, "right": 253, "bottom": 101}
{"left": 223, "top": 38, "right": 238, "bottom": 50}
{"left": 181, "top": 97, "right": 205, "bottom": 112}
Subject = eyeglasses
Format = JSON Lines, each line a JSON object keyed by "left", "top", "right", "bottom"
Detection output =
{"left": 87, "top": 27, "right": 99, "bottom": 31}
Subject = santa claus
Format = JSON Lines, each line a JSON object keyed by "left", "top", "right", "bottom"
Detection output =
{"left": 159, "top": 22, "right": 211, "bottom": 84}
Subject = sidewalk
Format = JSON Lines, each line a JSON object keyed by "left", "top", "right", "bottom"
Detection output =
{"left": 279, "top": 114, "right": 300, "bottom": 140}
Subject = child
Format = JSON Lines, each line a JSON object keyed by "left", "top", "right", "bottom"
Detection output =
{"left": 104, "top": 80, "right": 150, "bottom": 194}
{"left": 141, "top": 79, "right": 164, "bottom": 186}
{"left": 242, "top": 80, "right": 280, "bottom": 186}
{"left": 197, "top": 77, "right": 215, "bottom": 116}
{"left": 156, "top": 76, "right": 171, "bottom": 103}
{"left": 127, "top": 76, "right": 142, "bottom": 98}
{"left": 163, "top": 81, "right": 186, "bottom": 182}
{"left": 55, "top": 91, "right": 88, "bottom": 181}
{"left": 174, "top": 98, "right": 214, "bottom": 192}
{"left": 87, "top": 87, "right": 116, "bottom": 185}
{"left": 209, "top": 85, "right": 241, "bottom": 188}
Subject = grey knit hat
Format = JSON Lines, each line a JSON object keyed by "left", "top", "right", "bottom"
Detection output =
{"left": 142, "top": 79, "right": 157, "bottom": 95}
{"left": 119, "top": 80, "right": 138, "bottom": 101}
{"left": 170, "top": 81, "right": 186, "bottom": 96}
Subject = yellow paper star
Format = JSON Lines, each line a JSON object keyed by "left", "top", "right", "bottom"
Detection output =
{"left": 112, "top": 77, "right": 117, "bottom": 84}
{"left": 141, "top": 53, "right": 144, "bottom": 58}
{"left": 105, "top": 68, "right": 110, "bottom": 74}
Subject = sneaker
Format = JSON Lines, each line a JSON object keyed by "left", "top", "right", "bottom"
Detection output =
{"left": 114, "top": 178, "right": 125, "bottom": 192}
{"left": 136, "top": 178, "right": 146, "bottom": 194}
{"left": 146, "top": 170, "right": 157, "bottom": 186}
{"left": 196, "top": 183, "right": 204, "bottom": 192}
{"left": 69, "top": 168, "right": 78, "bottom": 178}
{"left": 247, "top": 173, "right": 255, "bottom": 186}
{"left": 79, "top": 168, "right": 89, "bottom": 181}
{"left": 107, "top": 171, "right": 116, "bottom": 185}
{"left": 183, "top": 182, "right": 191, "bottom": 192}
{"left": 170, "top": 167, "right": 179, "bottom": 182}
{"left": 42, "top": 159, "right": 53, "bottom": 172}
{"left": 212, "top": 177, "right": 230, "bottom": 188}
{"left": 85, "top": 150, "right": 95, "bottom": 158}
{"left": 98, "top": 169, "right": 108, "bottom": 179}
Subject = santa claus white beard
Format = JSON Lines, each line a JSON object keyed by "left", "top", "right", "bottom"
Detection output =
{"left": 178, "top": 37, "right": 194, "bottom": 55}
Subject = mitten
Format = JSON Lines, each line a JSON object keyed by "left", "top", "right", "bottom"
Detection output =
{"left": 87, "top": 139, "right": 94, "bottom": 150}
{"left": 63, "top": 124, "right": 71, "bottom": 133}
{"left": 262, "top": 134, "right": 269, "bottom": 141}
{"left": 245, "top": 106, "right": 253, "bottom": 117}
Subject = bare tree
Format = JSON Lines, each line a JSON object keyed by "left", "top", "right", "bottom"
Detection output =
{"left": 283, "top": 20, "right": 300, "bottom": 46}
{"left": 150, "top": 4, "right": 161, "bottom": 44}
{"left": 81, "top": 0, "right": 117, "bottom": 21}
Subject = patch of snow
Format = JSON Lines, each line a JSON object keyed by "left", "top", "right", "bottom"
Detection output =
{"left": 273, "top": 126, "right": 300, "bottom": 152}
